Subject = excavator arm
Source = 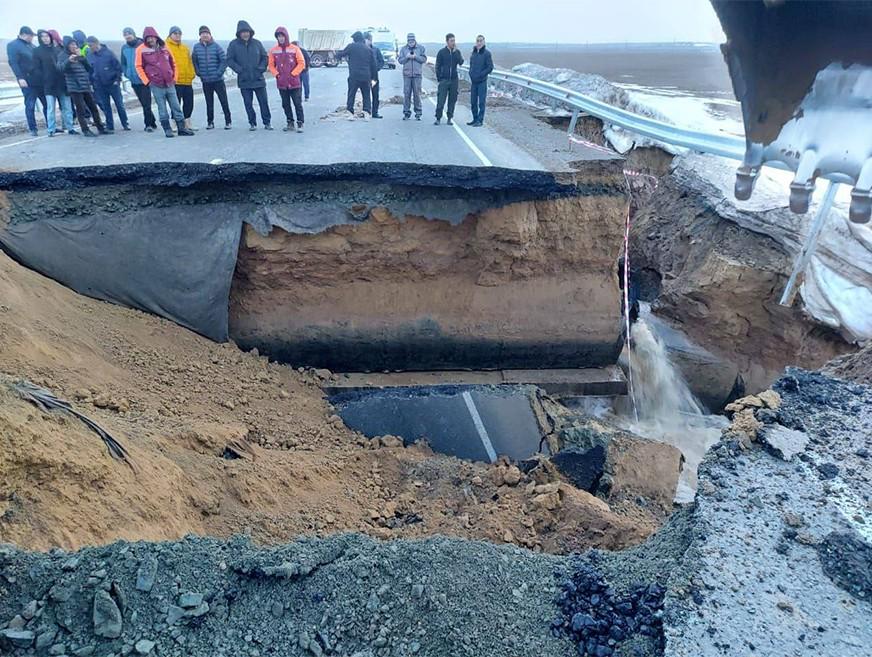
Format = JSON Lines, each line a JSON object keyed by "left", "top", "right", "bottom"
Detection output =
{"left": 712, "top": 0, "right": 872, "bottom": 222}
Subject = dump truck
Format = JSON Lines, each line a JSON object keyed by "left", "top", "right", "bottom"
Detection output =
{"left": 712, "top": 0, "right": 872, "bottom": 222}
{"left": 297, "top": 29, "right": 351, "bottom": 68}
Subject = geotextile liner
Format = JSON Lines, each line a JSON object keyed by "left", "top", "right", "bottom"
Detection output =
{"left": 0, "top": 161, "right": 625, "bottom": 357}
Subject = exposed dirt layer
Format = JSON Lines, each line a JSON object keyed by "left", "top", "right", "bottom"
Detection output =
{"left": 0, "top": 250, "right": 662, "bottom": 554}
{"left": 230, "top": 194, "right": 627, "bottom": 371}
{"left": 823, "top": 341, "right": 872, "bottom": 385}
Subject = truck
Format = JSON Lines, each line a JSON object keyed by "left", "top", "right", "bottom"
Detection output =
{"left": 297, "top": 29, "right": 352, "bottom": 68}
{"left": 364, "top": 27, "right": 398, "bottom": 69}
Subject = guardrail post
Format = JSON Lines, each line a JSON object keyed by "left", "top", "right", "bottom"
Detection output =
{"left": 779, "top": 180, "right": 838, "bottom": 306}
{"left": 567, "top": 109, "right": 580, "bottom": 136}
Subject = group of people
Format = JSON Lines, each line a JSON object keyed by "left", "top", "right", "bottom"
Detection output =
{"left": 6, "top": 23, "right": 496, "bottom": 140}
{"left": 338, "top": 31, "right": 494, "bottom": 127}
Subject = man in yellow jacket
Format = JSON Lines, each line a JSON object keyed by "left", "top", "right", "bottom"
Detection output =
{"left": 166, "top": 26, "right": 196, "bottom": 130}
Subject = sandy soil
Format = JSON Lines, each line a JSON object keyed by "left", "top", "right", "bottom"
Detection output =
{"left": 0, "top": 250, "right": 661, "bottom": 553}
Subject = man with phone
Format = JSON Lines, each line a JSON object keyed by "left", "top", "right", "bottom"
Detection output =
{"left": 398, "top": 33, "right": 426, "bottom": 120}
{"left": 434, "top": 33, "right": 464, "bottom": 126}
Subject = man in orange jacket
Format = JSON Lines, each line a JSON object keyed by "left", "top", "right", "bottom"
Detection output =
{"left": 267, "top": 27, "right": 305, "bottom": 132}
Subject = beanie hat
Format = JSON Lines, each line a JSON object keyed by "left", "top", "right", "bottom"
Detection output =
{"left": 86, "top": 35, "right": 99, "bottom": 44}
{"left": 122, "top": 27, "right": 135, "bottom": 37}
{"left": 406, "top": 33, "right": 416, "bottom": 40}
{"left": 168, "top": 26, "right": 182, "bottom": 36}
{"left": 198, "top": 25, "right": 211, "bottom": 35}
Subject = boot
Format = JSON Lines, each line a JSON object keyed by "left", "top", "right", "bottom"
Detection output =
{"left": 185, "top": 118, "right": 198, "bottom": 131}
{"left": 296, "top": 122, "right": 304, "bottom": 133}
{"left": 283, "top": 120, "right": 293, "bottom": 132}
{"left": 176, "top": 120, "right": 194, "bottom": 136}
{"left": 162, "top": 120, "right": 174, "bottom": 138}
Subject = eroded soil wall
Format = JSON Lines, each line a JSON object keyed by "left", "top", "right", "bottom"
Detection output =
{"left": 0, "top": 162, "right": 628, "bottom": 371}
{"left": 230, "top": 193, "right": 627, "bottom": 370}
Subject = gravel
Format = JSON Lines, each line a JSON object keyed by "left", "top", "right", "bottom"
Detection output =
{"left": 0, "top": 534, "right": 574, "bottom": 657}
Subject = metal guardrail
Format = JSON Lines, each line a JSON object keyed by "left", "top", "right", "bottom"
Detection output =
{"left": 459, "top": 65, "right": 745, "bottom": 161}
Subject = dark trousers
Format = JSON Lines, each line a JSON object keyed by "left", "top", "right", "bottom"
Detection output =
{"left": 175, "top": 84, "right": 194, "bottom": 119}
{"left": 203, "top": 80, "right": 231, "bottom": 125}
{"left": 23, "top": 86, "right": 47, "bottom": 132}
{"left": 95, "top": 83, "right": 129, "bottom": 130}
{"left": 300, "top": 69, "right": 310, "bottom": 99}
{"left": 240, "top": 87, "right": 271, "bottom": 126}
{"left": 371, "top": 77, "right": 380, "bottom": 115}
{"left": 69, "top": 91, "right": 103, "bottom": 132}
{"left": 435, "top": 79, "right": 459, "bottom": 120}
{"left": 279, "top": 87, "right": 304, "bottom": 125}
{"left": 132, "top": 84, "right": 157, "bottom": 129}
{"left": 470, "top": 80, "right": 487, "bottom": 123}
{"left": 346, "top": 78, "right": 371, "bottom": 114}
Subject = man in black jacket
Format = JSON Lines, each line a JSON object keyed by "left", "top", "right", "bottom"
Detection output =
{"left": 338, "top": 31, "right": 377, "bottom": 115}
{"left": 292, "top": 41, "right": 311, "bottom": 101}
{"left": 364, "top": 32, "right": 384, "bottom": 118}
{"left": 467, "top": 35, "right": 494, "bottom": 127}
{"left": 226, "top": 20, "right": 272, "bottom": 130}
{"left": 434, "top": 33, "right": 463, "bottom": 125}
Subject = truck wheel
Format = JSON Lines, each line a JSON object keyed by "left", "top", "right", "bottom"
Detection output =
{"left": 310, "top": 53, "right": 325, "bottom": 68}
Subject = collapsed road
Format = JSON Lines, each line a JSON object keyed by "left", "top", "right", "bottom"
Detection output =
{"left": 1, "top": 3, "right": 871, "bottom": 653}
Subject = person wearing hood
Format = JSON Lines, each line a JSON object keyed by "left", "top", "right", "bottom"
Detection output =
{"left": 135, "top": 26, "right": 194, "bottom": 137}
{"left": 6, "top": 26, "right": 47, "bottom": 136}
{"left": 337, "top": 31, "right": 377, "bottom": 116}
{"left": 434, "top": 33, "right": 464, "bottom": 125}
{"left": 121, "top": 28, "right": 157, "bottom": 132}
{"left": 364, "top": 32, "right": 384, "bottom": 119}
{"left": 467, "top": 35, "right": 494, "bottom": 127}
{"left": 57, "top": 35, "right": 107, "bottom": 137}
{"left": 192, "top": 25, "right": 231, "bottom": 129}
{"left": 166, "top": 26, "right": 197, "bottom": 130}
{"left": 268, "top": 27, "right": 305, "bottom": 132}
{"left": 226, "top": 20, "right": 271, "bottom": 131}
{"left": 292, "top": 41, "right": 311, "bottom": 101}
{"left": 86, "top": 36, "right": 129, "bottom": 133}
{"left": 34, "top": 30, "right": 72, "bottom": 136}
{"left": 397, "top": 33, "right": 426, "bottom": 120}
{"left": 72, "top": 30, "right": 89, "bottom": 56}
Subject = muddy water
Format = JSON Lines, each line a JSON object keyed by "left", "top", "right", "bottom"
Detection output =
{"left": 624, "top": 320, "right": 726, "bottom": 503}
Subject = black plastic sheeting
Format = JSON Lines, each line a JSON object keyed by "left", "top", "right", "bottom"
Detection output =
{"left": 0, "top": 205, "right": 241, "bottom": 341}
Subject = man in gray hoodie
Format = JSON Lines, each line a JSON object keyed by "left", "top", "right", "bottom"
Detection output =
{"left": 397, "top": 33, "right": 426, "bottom": 120}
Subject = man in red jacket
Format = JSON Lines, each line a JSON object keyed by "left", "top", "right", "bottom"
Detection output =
{"left": 268, "top": 27, "right": 305, "bottom": 133}
{"left": 135, "top": 26, "right": 193, "bottom": 137}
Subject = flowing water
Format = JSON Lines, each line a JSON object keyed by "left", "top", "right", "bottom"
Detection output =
{"left": 623, "top": 320, "right": 726, "bottom": 503}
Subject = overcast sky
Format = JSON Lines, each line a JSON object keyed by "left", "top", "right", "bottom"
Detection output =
{"left": 3, "top": 0, "right": 726, "bottom": 43}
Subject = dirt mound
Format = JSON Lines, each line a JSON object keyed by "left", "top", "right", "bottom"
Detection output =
{"left": 823, "top": 342, "right": 872, "bottom": 385}
{"left": 0, "top": 251, "right": 661, "bottom": 553}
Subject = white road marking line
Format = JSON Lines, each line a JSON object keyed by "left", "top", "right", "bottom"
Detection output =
{"left": 0, "top": 106, "right": 147, "bottom": 149}
{"left": 0, "top": 135, "right": 47, "bottom": 149}
{"left": 427, "top": 96, "right": 493, "bottom": 167}
{"left": 462, "top": 391, "right": 498, "bottom": 463}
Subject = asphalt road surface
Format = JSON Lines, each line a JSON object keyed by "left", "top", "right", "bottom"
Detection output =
{"left": 0, "top": 67, "right": 553, "bottom": 171}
